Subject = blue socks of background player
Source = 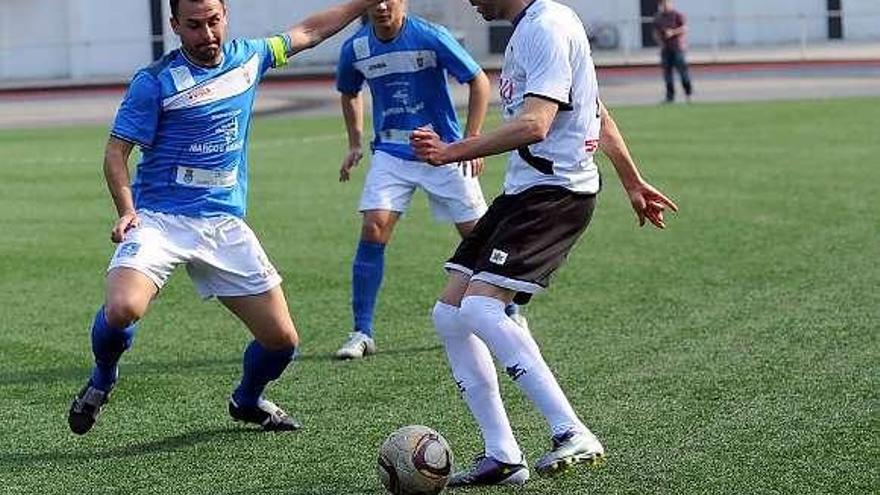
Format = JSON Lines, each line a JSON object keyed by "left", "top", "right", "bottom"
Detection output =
{"left": 352, "top": 240, "right": 386, "bottom": 337}
{"left": 233, "top": 340, "right": 296, "bottom": 408}
{"left": 89, "top": 306, "right": 137, "bottom": 392}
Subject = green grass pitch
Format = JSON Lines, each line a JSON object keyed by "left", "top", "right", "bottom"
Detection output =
{"left": 0, "top": 98, "right": 877, "bottom": 494}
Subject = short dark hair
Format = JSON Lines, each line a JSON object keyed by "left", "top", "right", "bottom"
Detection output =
{"left": 170, "top": 0, "right": 225, "bottom": 19}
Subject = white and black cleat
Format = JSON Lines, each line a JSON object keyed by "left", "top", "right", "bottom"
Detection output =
{"left": 535, "top": 429, "right": 605, "bottom": 476}
{"left": 448, "top": 454, "right": 530, "bottom": 487}
{"left": 228, "top": 397, "right": 302, "bottom": 432}
{"left": 334, "top": 331, "right": 377, "bottom": 360}
{"left": 68, "top": 384, "right": 110, "bottom": 435}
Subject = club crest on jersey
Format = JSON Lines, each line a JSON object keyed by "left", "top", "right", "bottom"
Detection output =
{"left": 499, "top": 78, "right": 514, "bottom": 104}
{"left": 353, "top": 37, "right": 370, "bottom": 60}
{"left": 183, "top": 168, "right": 195, "bottom": 184}
{"left": 489, "top": 249, "right": 509, "bottom": 265}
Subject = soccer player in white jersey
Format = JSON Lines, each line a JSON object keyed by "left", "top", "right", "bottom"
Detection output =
{"left": 411, "top": 0, "right": 678, "bottom": 485}
{"left": 332, "top": 0, "right": 503, "bottom": 359}
{"left": 67, "top": 0, "right": 382, "bottom": 435}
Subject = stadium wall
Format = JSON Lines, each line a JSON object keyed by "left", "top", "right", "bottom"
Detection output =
{"left": 0, "top": 0, "right": 878, "bottom": 83}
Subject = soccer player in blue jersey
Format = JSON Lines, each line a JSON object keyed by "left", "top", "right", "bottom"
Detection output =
{"left": 67, "top": 0, "right": 382, "bottom": 435}
{"left": 332, "top": 0, "right": 517, "bottom": 359}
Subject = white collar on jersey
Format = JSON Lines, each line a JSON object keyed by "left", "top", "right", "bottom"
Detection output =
{"left": 180, "top": 46, "right": 226, "bottom": 69}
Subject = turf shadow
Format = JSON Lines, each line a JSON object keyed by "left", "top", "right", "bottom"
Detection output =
{"left": 222, "top": 485, "right": 380, "bottom": 495}
{"left": 0, "top": 356, "right": 243, "bottom": 387}
{"left": 0, "top": 426, "right": 254, "bottom": 466}
{"left": 329, "top": 344, "right": 442, "bottom": 364}
{"left": 1, "top": 344, "right": 441, "bottom": 387}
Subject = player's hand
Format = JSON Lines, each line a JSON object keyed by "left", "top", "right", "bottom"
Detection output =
{"left": 458, "top": 157, "right": 484, "bottom": 177}
{"left": 410, "top": 127, "right": 450, "bottom": 166}
{"left": 111, "top": 211, "right": 140, "bottom": 243}
{"left": 339, "top": 147, "right": 364, "bottom": 182}
{"left": 625, "top": 180, "right": 678, "bottom": 229}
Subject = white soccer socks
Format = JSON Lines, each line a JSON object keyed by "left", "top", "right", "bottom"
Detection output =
{"left": 432, "top": 302, "right": 523, "bottom": 464}
{"left": 459, "top": 296, "right": 587, "bottom": 438}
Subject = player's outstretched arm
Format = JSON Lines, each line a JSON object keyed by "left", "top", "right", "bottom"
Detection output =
{"left": 411, "top": 96, "right": 558, "bottom": 166}
{"left": 339, "top": 92, "right": 364, "bottom": 182}
{"left": 598, "top": 100, "right": 678, "bottom": 229}
{"left": 286, "top": 0, "right": 381, "bottom": 56}
{"left": 103, "top": 136, "right": 139, "bottom": 243}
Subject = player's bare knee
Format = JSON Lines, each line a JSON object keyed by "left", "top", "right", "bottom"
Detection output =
{"left": 261, "top": 324, "right": 298, "bottom": 351}
{"left": 438, "top": 273, "right": 469, "bottom": 307}
{"left": 281, "top": 327, "right": 299, "bottom": 349}
{"left": 361, "top": 221, "right": 390, "bottom": 243}
{"left": 104, "top": 298, "right": 144, "bottom": 328}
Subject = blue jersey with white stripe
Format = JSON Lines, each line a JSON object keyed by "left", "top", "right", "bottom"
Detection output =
{"left": 336, "top": 16, "right": 481, "bottom": 161}
{"left": 111, "top": 38, "right": 282, "bottom": 218}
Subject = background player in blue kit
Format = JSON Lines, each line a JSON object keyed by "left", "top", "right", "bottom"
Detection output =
{"left": 332, "top": 0, "right": 510, "bottom": 359}
{"left": 67, "top": 0, "right": 381, "bottom": 435}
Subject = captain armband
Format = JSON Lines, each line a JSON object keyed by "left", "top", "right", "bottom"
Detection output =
{"left": 267, "top": 34, "right": 293, "bottom": 68}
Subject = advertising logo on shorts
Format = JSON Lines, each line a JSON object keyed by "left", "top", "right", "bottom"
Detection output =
{"left": 489, "top": 249, "right": 508, "bottom": 266}
{"left": 257, "top": 254, "right": 277, "bottom": 279}
{"left": 116, "top": 242, "right": 141, "bottom": 259}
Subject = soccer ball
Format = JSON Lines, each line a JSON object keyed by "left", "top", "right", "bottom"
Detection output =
{"left": 377, "top": 425, "right": 454, "bottom": 495}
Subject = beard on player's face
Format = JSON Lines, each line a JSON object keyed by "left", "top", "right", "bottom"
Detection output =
{"left": 173, "top": 0, "right": 228, "bottom": 66}
{"left": 187, "top": 38, "right": 223, "bottom": 64}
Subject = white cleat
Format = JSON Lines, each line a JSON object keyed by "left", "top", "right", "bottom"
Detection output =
{"left": 535, "top": 429, "right": 605, "bottom": 476}
{"left": 334, "top": 332, "right": 377, "bottom": 360}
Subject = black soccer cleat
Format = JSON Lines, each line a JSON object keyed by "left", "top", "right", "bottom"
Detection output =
{"left": 68, "top": 384, "right": 110, "bottom": 435}
{"left": 448, "top": 454, "right": 530, "bottom": 487}
{"left": 228, "top": 397, "right": 302, "bottom": 431}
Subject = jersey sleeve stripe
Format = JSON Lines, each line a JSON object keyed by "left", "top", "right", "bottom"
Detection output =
{"left": 110, "top": 131, "right": 152, "bottom": 149}
{"left": 524, "top": 92, "right": 573, "bottom": 111}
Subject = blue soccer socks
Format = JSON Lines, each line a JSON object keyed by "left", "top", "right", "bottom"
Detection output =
{"left": 233, "top": 340, "right": 296, "bottom": 408}
{"left": 89, "top": 306, "right": 138, "bottom": 392}
{"left": 351, "top": 240, "right": 386, "bottom": 337}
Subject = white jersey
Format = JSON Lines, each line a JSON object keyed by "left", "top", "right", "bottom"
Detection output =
{"left": 499, "top": 0, "right": 601, "bottom": 195}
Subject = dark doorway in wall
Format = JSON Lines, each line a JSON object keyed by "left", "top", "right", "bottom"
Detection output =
{"left": 641, "top": 0, "right": 658, "bottom": 47}
{"left": 150, "top": 0, "right": 165, "bottom": 60}
{"left": 828, "top": 0, "right": 844, "bottom": 39}
{"left": 489, "top": 24, "right": 514, "bottom": 54}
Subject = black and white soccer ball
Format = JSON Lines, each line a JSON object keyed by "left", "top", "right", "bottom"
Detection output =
{"left": 377, "top": 425, "right": 453, "bottom": 495}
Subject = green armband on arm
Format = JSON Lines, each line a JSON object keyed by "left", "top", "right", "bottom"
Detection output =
{"left": 267, "top": 34, "right": 292, "bottom": 68}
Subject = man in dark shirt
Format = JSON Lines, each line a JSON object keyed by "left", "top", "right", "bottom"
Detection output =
{"left": 653, "top": 0, "right": 693, "bottom": 103}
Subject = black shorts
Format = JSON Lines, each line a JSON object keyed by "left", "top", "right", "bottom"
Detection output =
{"left": 445, "top": 185, "right": 597, "bottom": 304}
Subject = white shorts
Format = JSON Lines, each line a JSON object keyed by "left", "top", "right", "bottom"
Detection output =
{"left": 108, "top": 210, "right": 283, "bottom": 299}
{"left": 359, "top": 150, "right": 488, "bottom": 223}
